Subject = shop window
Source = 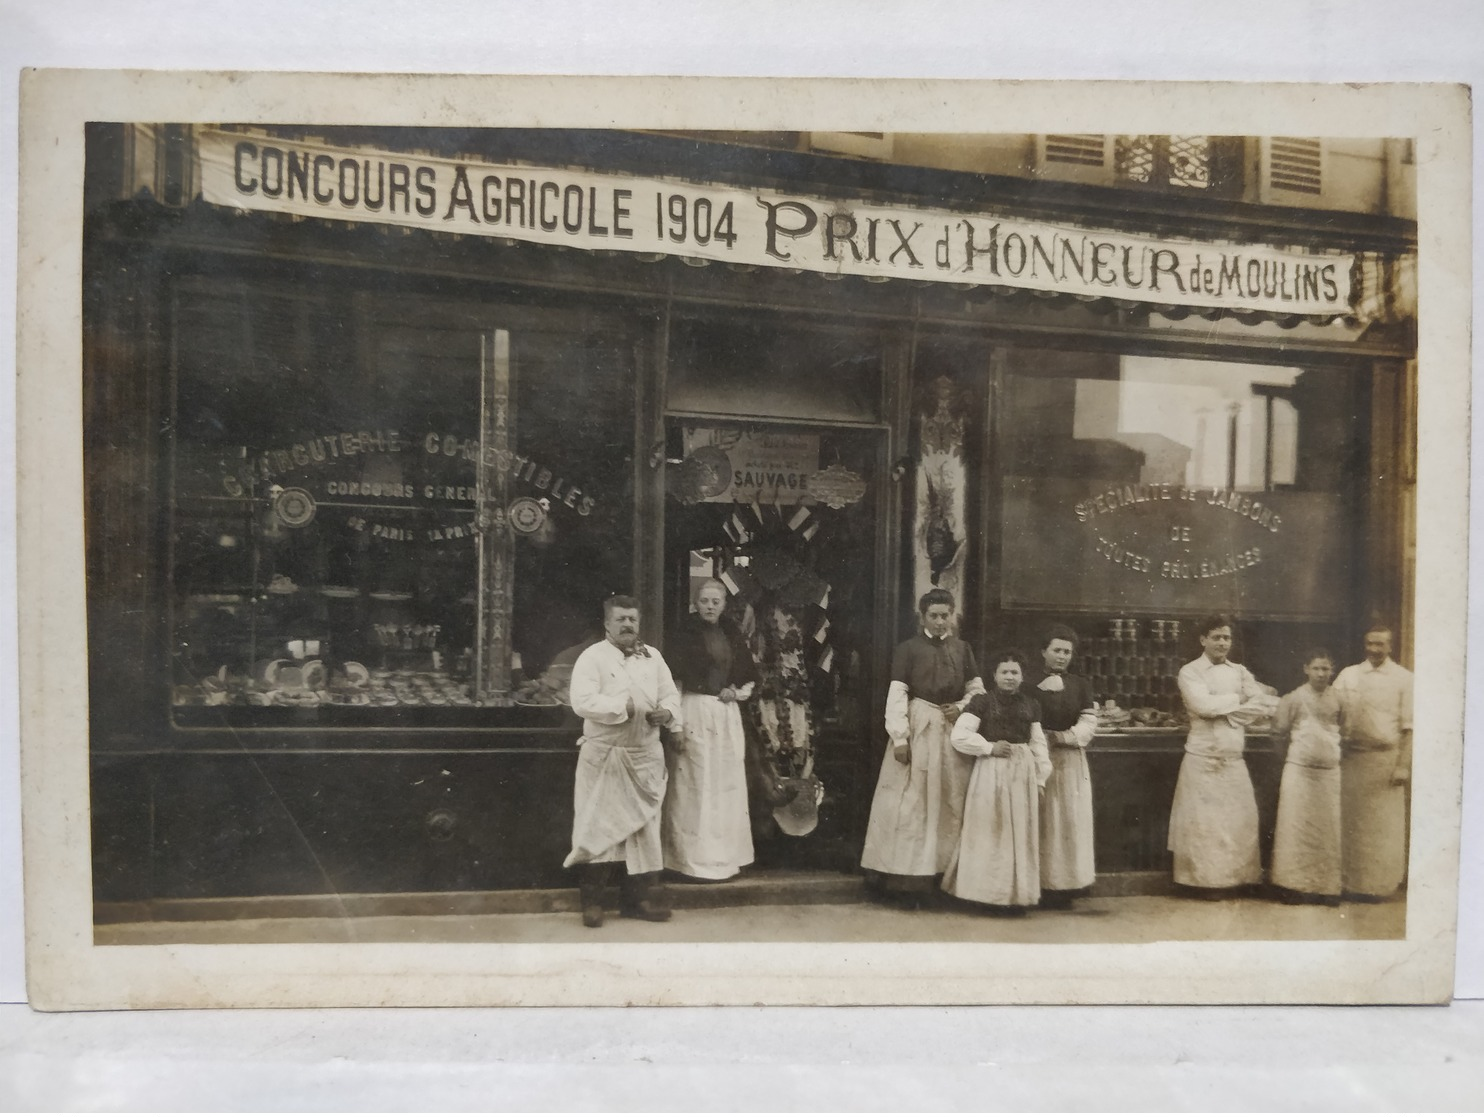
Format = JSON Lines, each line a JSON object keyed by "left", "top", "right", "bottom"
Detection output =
{"left": 168, "top": 283, "right": 635, "bottom": 727}
{"left": 997, "top": 349, "right": 1365, "bottom": 621}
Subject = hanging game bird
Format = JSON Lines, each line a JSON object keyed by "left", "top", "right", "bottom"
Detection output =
{"left": 922, "top": 471, "right": 960, "bottom": 584}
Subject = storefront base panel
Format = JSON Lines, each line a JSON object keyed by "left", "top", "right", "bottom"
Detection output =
{"left": 90, "top": 748, "right": 581, "bottom": 904}
{"left": 93, "top": 740, "right": 1288, "bottom": 910}
{"left": 91, "top": 747, "right": 870, "bottom": 906}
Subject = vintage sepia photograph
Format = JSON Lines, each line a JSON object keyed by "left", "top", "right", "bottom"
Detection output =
{"left": 17, "top": 73, "right": 1470, "bottom": 1007}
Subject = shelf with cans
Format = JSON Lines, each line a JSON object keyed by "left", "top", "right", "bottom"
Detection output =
{"left": 1080, "top": 618, "right": 1190, "bottom": 732}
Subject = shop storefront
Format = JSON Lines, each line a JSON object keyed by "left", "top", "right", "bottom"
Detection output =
{"left": 83, "top": 125, "right": 1417, "bottom": 910}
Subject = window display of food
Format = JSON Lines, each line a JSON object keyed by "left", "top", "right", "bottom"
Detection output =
{"left": 1096, "top": 703, "right": 1191, "bottom": 732}
{"left": 170, "top": 657, "right": 519, "bottom": 709}
{"left": 165, "top": 288, "right": 638, "bottom": 727}
{"left": 511, "top": 663, "right": 573, "bottom": 707}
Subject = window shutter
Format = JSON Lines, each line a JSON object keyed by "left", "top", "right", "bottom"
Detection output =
{"left": 1036, "top": 134, "right": 1113, "bottom": 184}
{"left": 1264, "top": 137, "right": 1324, "bottom": 199}
{"left": 1044, "top": 134, "right": 1106, "bottom": 167}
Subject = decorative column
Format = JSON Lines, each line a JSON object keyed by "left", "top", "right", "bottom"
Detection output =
{"left": 913, "top": 374, "right": 972, "bottom": 627}
{"left": 473, "top": 328, "right": 515, "bottom": 704}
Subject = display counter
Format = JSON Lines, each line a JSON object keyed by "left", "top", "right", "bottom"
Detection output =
{"left": 1086, "top": 730, "right": 1283, "bottom": 875}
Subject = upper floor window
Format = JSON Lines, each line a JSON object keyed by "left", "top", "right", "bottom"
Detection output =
{"left": 1115, "top": 135, "right": 1214, "bottom": 190}
{"left": 1039, "top": 134, "right": 1248, "bottom": 198}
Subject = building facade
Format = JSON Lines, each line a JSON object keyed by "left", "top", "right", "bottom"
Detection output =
{"left": 83, "top": 125, "right": 1417, "bottom": 911}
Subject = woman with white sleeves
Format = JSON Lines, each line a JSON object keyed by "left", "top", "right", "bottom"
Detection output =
{"left": 942, "top": 649, "right": 1053, "bottom": 915}
{"left": 860, "top": 588, "right": 985, "bottom": 908}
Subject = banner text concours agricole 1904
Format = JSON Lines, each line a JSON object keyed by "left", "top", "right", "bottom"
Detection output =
{"left": 201, "top": 129, "right": 1359, "bottom": 317}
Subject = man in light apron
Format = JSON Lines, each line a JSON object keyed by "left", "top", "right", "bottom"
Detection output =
{"left": 563, "top": 595, "right": 684, "bottom": 927}
{"left": 1168, "top": 614, "right": 1277, "bottom": 896}
{"left": 1333, "top": 624, "right": 1413, "bottom": 902}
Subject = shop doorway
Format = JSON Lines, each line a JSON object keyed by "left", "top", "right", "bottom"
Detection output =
{"left": 663, "top": 420, "right": 888, "bottom": 873}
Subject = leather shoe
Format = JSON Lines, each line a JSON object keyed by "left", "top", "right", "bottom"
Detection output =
{"left": 619, "top": 899, "right": 672, "bottom": 922}
{"left": 582, "top": 904, "right": 605, "bottom": 928}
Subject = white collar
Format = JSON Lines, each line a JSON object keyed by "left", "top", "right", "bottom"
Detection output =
{"left": 1194, "top": 654, "right": 1233, "bottom": 671}
{"left": 605, "top": 637, "right": 650, "bottom": 659}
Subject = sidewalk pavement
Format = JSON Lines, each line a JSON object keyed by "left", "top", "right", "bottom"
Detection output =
{"left": 95, "top": 889, "right": 1405, "bottom": 946}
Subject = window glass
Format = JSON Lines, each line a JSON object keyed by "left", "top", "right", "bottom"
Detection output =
{"left": 999, "top": 350, "right": 1364, "bottom": 620}
{"left": 169, "top": 284, "right": 634, "bottom": 726}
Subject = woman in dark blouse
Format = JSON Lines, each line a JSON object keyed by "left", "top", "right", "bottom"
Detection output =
{"left": 944, "top": 648, "right": 1052, "bottom": 914}
{"left": 662, "top": 579, "right": 758, "bottom": 881}
{"left": 1026, "top": 624, "right": 1099, "bottom": 908}
{"left": 860, "top": 587, "right": 985, "bottom": 907}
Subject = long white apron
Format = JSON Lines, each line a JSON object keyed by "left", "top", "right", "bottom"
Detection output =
{"left": 564, "top": 714, "right": 667, "bottom": 874}
{"left": 942, "top": 743, "right": 1042, "bottom": 906}
{"left": 1271, "top": 716, "right": 1343, "bottom": 896}
{"left": 860, "top": 698, "right": 971, "bottom": 878}
{"left": 1039, "top": 746, "right": 1095, "bottom": 891}
{"left": 1167, "top": 750, "right": 1262, "bottom": 888}
{"left": 662, "top": 692, "right": 754, "bottom": 879}
{"left": 1341, "top": 749, "right": 1407, "bottom": 896}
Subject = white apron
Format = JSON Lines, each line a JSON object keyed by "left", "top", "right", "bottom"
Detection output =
{"left": 1039, "top": 745, "right": 1095, "bottom": 891}
{"left": 943, "top": 742, "right": 1043, "bottom": 906}
{"left": 861, "top": 698, "right": 971, "bottom": 878}
{"left": 662, "top": 692, "right": 754, "bottom": 879}
{"left": 563, "top": 713, "right": 668, "bottom": 874}
{"left": 1167, "top": 751, "right": 1262, "bottom": 888}
{"left": 1341, "top": 749, "right": 1407, "bottom": 896}
{"left": 1271, "top": 712, "right": 1343, "bottom": 896}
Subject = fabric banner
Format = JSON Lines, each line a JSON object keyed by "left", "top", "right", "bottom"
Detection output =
{"left": 198, "top": 128, "right": 1359, "bottom": 317}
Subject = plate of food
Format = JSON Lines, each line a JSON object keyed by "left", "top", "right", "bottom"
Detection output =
{"left": 300, "top": 660, "right": 328, "bottom": 690}
{"left": 341, "top": 661, "right": 372, "bottom": 687}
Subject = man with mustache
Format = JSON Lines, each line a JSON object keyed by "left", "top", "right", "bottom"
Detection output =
{"left": 563, "top": 594, "right": 684, "bottom": 927}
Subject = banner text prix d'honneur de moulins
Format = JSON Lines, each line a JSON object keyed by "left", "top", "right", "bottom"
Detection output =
{"left": 200, "top": 129, "right": 1357, "bottom": 317}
